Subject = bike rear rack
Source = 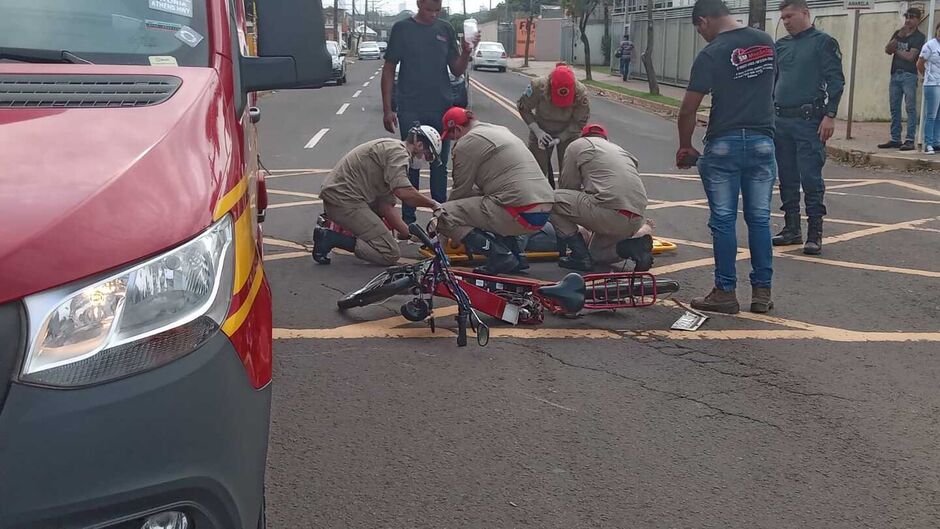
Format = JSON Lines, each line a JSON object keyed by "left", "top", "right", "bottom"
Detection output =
{"left": 579, "top": 272, "right": 659, "bottom": 310}
{"left": 443, "top": 270, "right": 661, "bottom": 325}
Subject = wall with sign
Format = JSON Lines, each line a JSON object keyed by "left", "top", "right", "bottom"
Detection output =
{"left": 514, "top": 18, "right": 537, "bottom": 58}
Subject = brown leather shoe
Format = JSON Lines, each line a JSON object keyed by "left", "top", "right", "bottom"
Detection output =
{"left": 690, "top": 287, "right": 740, "bottom": 314}
{"left": 750, "top": 287, "right": 773, "bottom": 313}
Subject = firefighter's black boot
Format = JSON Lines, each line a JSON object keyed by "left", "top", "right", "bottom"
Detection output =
{"left": 501, "top": 235, "right": 530, "bottom": 272}
{"left": 462, "top": 229, "right": 519, "bottom": 275}
{"left": 772, "top": 212, "right": 803, "bottom": 246}
{"left": 312, "top": 227, "right": 356, "bottom": 264}
{"left": 615, "top": 234, "right": 654, "bottom": 272}
{"left": 803, "top": 216, "right": 823, "bottom": 255}
{"left": 557, "top": 233, "right": 593, "bottom": 272}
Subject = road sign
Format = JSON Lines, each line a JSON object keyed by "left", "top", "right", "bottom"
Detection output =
{"left": 844, "top": 0, "right": 873, "bottom": 9}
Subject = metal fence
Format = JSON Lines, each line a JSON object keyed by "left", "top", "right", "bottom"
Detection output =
{"left": 497, "top": 22, "right": 517, "bottom": 57}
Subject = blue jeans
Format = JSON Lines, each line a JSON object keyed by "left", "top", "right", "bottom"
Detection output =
{"left": 774, "top": 116, "right": 827, "bottom": 217}
{"left": 397, "top": 109, "right": 451, "bottom": 224}
{"left": 619, "top": 57, "right": 631, "bottom": 80}
{"left": 923, "top": 85, "right": 940, "bottom": 147}
{"left": 889, "top": 71, "right": 919, "bottom": 142}
{"left": 698, "top": 131, "right": 777, "bottom": 291}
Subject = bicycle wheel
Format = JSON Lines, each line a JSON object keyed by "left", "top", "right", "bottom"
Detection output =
{"left": 337, "top": 268, "right": 418, "bottom": 310}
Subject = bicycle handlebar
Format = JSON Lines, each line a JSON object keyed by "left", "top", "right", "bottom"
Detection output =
{"left": 408, "top": 223, "right": 435, "bottom": 249}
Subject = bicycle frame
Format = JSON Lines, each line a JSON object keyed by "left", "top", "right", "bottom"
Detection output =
{"left": 411, "top": 224, "right": 669, "bottom": 326}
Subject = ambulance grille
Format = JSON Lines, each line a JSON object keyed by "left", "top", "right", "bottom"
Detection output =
{"left": 0, "top": 74, "right": 181, "bottom": 108}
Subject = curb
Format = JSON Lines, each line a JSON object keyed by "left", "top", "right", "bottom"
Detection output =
{"left": 826, "top": 145, "right": 940, "bottom": 171}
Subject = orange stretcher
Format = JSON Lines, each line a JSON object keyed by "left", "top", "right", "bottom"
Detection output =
{"left": 418, "top": 237, "right": 678, "bottom": 262}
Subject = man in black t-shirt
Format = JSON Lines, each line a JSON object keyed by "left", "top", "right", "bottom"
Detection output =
{"left": 878, "top": 7, "right": 926, "bottom": 150}
{"left": 676, "top": 0, "right": 777, "bottom": 315}
{"left": 381, "top": 0, "right": 479, "bottom": 225}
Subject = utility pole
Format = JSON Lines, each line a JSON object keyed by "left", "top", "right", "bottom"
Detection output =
{"left": 748, "top": 0, "right": 766, "bottom": 30}
{"left": 334, "top": 0, "right": 339, "bottom": 42}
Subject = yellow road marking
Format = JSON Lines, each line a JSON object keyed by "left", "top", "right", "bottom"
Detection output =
{"left": 268, "top": 189, "right": 320, "bottom": 199}
{"left": 653, "top": 257, "right": 726, "bottom": 275}
{"left": 778, "top": 216, "right": 939, "bottom": 252}
{"left": 647, "top": 198, "right": 710, "bottom": 210}
{"left": 265, "top": 251, "right": 310, "bottom": 262}
{"left": 827, "top": 191, "right": 940, "bottom": 205}
{"left": 265, "top": 169, "right": 331, "bottom": 179}
{"left": 677, "top": 202, "right": 902, "bottom": 228}
{"left": 470, "top": 78, "right": 522, "bottom": 119}
{"left": 264, "top": 237, "right": 307, "bottom": 250}
{"left": 641, "top": 329, "right": 940, "bottom": 342}
{"left": 268, "top": 200, "right": 322, "bottom": 209}
{"left": 779, "top": 253, "right": 940, "bottom": 278}
{"left": 886, "top": 179, "right": 940, "bottom": 198}
{"left": 662, "top": 235, "right": 940, "bottom": 278}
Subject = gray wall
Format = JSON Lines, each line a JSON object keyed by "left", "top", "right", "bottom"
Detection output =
{"left": 564, "top": 21, "right": 609, "bottom": 66}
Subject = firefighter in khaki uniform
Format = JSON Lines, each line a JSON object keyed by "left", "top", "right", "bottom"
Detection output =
{"left": 312, "top": 125, "right": 444, "bottom": 266}
{"left": 516, "top": 63, "right": 591, "bottom": 186}
{"left": 436, "top": 107, "right": 555, "bottom": 275}
{"left": 551, "top": 124, "right": 654, "bottom": 272}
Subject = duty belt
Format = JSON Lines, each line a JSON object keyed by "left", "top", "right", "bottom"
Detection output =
{"left": 775, "top": 102, "right": 824, "bottom": 120}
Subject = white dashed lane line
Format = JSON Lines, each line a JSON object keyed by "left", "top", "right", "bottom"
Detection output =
{"left": 363, "top": 81, "right": 370, "bottom": 87}
{"left": 353, "top": 90, "right": 362, "bottom": 98}
{"left": 303, "top": 128, "right": 329, "bottom": 149}
{"left": 336, "top": 103, "right": 349, "bottom": 115}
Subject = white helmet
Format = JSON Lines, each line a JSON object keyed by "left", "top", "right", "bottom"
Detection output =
{"left": 408, "top": 124, "right": 443, "bottom": 164}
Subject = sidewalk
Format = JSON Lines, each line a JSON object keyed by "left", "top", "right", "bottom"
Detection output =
{"left": 507, "top": 58, "right": 940, "bottom": 172}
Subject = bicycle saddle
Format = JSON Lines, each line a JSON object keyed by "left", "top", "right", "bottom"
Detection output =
{"left": 538, "top": 273, "right": 586, "bottom": 314}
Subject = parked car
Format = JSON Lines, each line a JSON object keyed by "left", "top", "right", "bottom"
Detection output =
{"left": 358, "top": 41, "right": 381, "bottom": 60}
{"left": 0, "top": 0, "right": 332, "bottom": 528}
{"left": 392, "top": 63, "right": 469, "bottom": 112}
{"left": 377, "top": 41, "right": 388, "bottom": 57}
{"left": 473, "top": 41, "right": 508, "bottom": 72}
{"left": 327, "top": 40, "right": 347, "bottom": 84}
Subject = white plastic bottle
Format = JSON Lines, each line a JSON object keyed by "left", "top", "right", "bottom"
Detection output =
{"left": 463, "top": 18, "right": 478, "bottom": 45}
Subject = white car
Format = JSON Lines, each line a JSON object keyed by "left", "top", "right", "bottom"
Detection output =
{"left": 358, "top": 41, "right": 381, "bottom": 60}
{"left": 473, "top": 41, "right": 507, "bottom": 72}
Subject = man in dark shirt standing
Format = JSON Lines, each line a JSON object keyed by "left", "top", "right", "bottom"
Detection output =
{"left": 381, "top": 0, "right": 478, "bottom": 225}
{"left": 617, "top": 34, "right": 635, "bottom": 81}
{"left": 676, "top": 0, "right": 777, "bottom": 314}
{"left": 878, "top": 7, "right": 925, "bottom": 151}
{"left": 772, "top": 0, "right": 844, "bottom": 255}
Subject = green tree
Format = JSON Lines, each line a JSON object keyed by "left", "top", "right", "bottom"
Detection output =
{"left": 641, "top": 0, "right": 659, "bottom": 95}
{"left": 562, "top": 0, "right": 600, "bottom": 80}
{"left": 450, "top": 13, "right": 469, "bottom": 35}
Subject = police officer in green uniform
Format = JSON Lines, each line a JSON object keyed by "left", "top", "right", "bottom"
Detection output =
{"left": 772, "top": 0, "right": 844, "bottom": 255}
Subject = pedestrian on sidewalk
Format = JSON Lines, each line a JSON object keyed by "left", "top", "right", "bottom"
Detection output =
{"left": 878, "top": 7, "right": 925, "bottom": 151}
{"left": 917, "top": 22, "right": 940, "bottom": 154}
{"left": 772, "top": 0, "right": 844, "bottom": 256}
{"left": 676, "top": 0, "right": 777, "bottom": 315}
{"left": 517, "top": 63, "right": 591, "bottom": 188}
{"left": 381, "top": 0, "right": 479, "bottom": 225}
{"left": 616, "top": 34, "right": 635, "bottom": 81}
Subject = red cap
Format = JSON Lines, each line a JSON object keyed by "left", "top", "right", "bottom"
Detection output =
{"left": 549, "top": 65, "right": 576, "bottom": 107}
{"left": 441, "top": 106, "right": 472, "bottom": 140}
{"left": 581, "top": 123, "right": 608, "bottom": 139}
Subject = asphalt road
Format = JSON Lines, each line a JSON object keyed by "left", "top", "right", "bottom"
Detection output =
{"left": 259, "top": 58, "right": 940, "bottom": 528}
